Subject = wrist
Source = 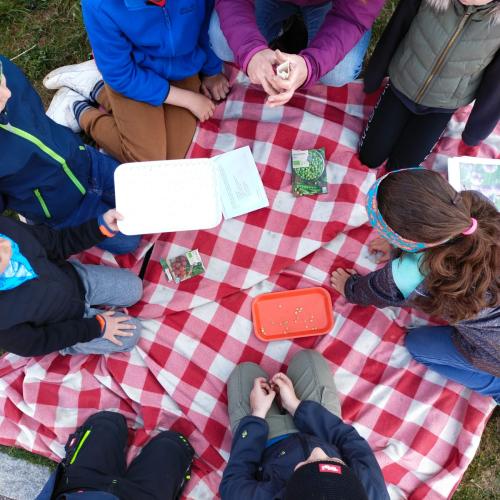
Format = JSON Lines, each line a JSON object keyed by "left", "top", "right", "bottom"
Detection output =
{"left": 251, "top": 409, "right": 268, "bottom": 419}
{"left": 95, "top": 314, "right": 106, "bottom": 336}
{"left": 286, "top": 398, "right": 301, "bottom": 416}
{"left": 97, "top": 214, "right": 118, "bottom": 238}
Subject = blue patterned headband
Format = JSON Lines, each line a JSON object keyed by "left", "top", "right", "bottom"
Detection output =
{"left": 365, "top": 169, "right": 449, "bottom": 253}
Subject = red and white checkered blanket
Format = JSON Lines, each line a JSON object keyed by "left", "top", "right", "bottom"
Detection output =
{"left": 0, "top": 67, "right": 498, "bottom": 499}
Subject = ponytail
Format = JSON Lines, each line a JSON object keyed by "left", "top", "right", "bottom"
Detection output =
{"left": 378, "top": 170, "right": 500, "bottom": 323}
{"left": 416, "top": 191, "right": 500, "bottom": 322}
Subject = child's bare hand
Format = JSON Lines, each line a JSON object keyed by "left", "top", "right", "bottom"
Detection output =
{"left": 189, "top": 93, "right": 216, "bottom": 122}
{"left": 100, "top": 311, "right": 136, "bottom": 346}
{"left": 270, "top": 373, "right": 300, "bottom": 416}
{"left": 368, "top": 237, "right": 392, "bottom": 263}
{"left": 250, "top": 377, "right": 275, "bottom": 418}
{"left": 102, "top": 209, "right": 123, "bottom": 232}
{"left": 330, "top": 268, "right": 357, "bottom": 297}
{"left": 201, "top": 73, "right": 230, "bottom": 101}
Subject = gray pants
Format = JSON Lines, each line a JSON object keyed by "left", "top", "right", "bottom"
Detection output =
{"left": 60, "top": 261, "right": 143, "bottom": 355}
{"left": 228, "top": 350, "right": 341, "bottom": 440}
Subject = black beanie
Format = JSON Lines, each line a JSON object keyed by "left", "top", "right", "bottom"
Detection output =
{"left": 284, "top": 461, "right": 369, "bottom": 500}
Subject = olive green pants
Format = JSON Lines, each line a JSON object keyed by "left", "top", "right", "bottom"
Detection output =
{"left": 227, "top": 350, "right": 341, "bottom": 440}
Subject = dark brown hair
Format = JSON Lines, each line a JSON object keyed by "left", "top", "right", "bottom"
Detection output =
{"left": 378, "top": 169, "right": 500, "bottom": 323}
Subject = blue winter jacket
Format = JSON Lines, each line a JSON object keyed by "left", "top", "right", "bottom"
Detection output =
{"left": 220, "top": 400, "right": 390, "bottom": 500}
{"left": 0, "top": 55, "right": 91, "bottom": 223}
{"left": 81, "top": 0, "right": 222, "bottom": 106}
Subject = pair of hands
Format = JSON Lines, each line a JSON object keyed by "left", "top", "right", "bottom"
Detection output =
{"left": 99, "top": 209, "right": 137, "bottom": 346}
{"left": 250, "top": 373, "right": 301, "bottom": 418}
{"left": 188, "top": 73, "right": 230, "bottom": 122}
{"left": 0, "top": 75, "right": 12, "bottom": 113}
{"left": 247, "top": 49, "right": 308, "bottom": 107}
{"left": 330, "top": 237, "right": 392, "bottom": 296}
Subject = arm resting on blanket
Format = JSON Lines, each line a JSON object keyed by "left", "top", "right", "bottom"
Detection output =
{"left": 344, "top": 263, "right": 405, "bottom": 308}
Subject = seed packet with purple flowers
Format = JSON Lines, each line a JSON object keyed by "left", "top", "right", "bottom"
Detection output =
{"left": 160, "top": 249, "right": 205, "bottom": 283}
{"left": 448, "top": 157, "right": 500, "bottom": 210}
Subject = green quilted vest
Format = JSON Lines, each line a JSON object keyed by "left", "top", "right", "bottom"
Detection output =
{"left": 389, "top": 0, "right": 500, "bottom": 109}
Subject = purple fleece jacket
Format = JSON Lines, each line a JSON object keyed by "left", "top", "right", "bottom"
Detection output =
{"left": 215, "top": 0, "right": 385, "bottom": 86}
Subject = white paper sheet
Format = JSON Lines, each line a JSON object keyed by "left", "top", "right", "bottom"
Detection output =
{"left": 214, "top": 146, "right": 269, "bottom": 219}
{"left": 115, "top": 159, "right": 222, "bottom": 235}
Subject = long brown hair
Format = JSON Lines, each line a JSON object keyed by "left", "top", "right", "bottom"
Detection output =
{"left": 378, "top": 169, "right": 500, "bottom": 323}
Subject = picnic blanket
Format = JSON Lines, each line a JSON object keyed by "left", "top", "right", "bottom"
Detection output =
{"left": 0, "top": 66, "right": 498, "bottom": 499}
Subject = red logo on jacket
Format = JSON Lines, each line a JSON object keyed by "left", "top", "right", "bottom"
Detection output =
{"left": 319, "top": 463, "right": 342, "bottom": 474}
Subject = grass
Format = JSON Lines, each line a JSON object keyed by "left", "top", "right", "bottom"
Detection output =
{"left": 0, "top": 1, "right": 498, "bottom": 497}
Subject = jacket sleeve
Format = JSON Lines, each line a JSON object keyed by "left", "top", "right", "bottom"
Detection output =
{"left": 81, "top": 1, "right": 170, "bottom": 106}
{"left": 344, "top": 262, "right": 406, "bottom": 308}
{"left": 0, "top": 318, "right": 102, "bottom": 357}
{"left": 294, "top": 401, "right": 390, "bottom": 500}
{"left": 301, "top": 0, "right": 385, "bottom": 87}
{"left": 199, "top": 0, "right": 223, "bottom": 76}
{"left": 215, "top": 0, "right": 268, "bottom": 72}
{"left": 26, "top": 219, "right": 106, "bottom": 261}
{"left": 219, "top": 416, "right": 277, "bottom": 500}
{"left": 363, "top": 0, "right": 422, "bottom": 93}
{"left": 462, "top": 50, "right": 500, "bottom": 146}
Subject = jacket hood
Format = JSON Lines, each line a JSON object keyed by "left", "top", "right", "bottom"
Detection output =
{"left": 425, "top": 0, "right": 500, "bottom": 24}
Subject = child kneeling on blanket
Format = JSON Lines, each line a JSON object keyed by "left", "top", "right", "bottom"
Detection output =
{"left": 331, "top": 169, "right": 500, "bottom": 402}
{"left": 220, "top": 350, "right": 389, "bottom": 499}
{"left": 36, "top": 411, "right": 194, "bottom": 500}
{"left": 0, "top": 210, "right": 143, "bottom": 357}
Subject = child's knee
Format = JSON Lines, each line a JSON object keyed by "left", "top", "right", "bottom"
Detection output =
{"left": 358, "top": 144, "right": 385, "bottom": 169}
{"left": 128, "top": 274, "right": 143, "bottom": 305}
{"left": 120, "top": 317, "right": 142, "bottom": 351}
{"left": 404, "top": 328, "right": 427, "bottom": 359}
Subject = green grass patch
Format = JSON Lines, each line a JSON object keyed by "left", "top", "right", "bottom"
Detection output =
{"left": 0, "top": 444, "right": 55, "bottom": 469}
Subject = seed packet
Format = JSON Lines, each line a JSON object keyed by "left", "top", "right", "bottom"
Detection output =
{"left": 276, "top": 60, "right": 290, "bottom": 80}
{"left": 160, "top": 249, "right": 205, "bottom": 283}
{"left": 291, "top": 147, "right": 328, "bottom": 196}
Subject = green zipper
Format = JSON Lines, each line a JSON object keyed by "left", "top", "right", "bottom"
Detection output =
{"left": 69, "top": 429, "right": 91, "bottom": 464}
{"left": 33, "top": 189, "right": 51, "bottom": 218}
{"left": 0, "top": 123, "right": 86, "bottom": 195}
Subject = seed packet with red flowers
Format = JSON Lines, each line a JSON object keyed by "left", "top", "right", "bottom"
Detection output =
{"left": 160, "top": 249, "right": 205, "bottom": 283}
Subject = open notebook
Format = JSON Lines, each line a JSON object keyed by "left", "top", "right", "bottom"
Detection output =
{"left": 114, "top": 146, "right": 269, "bottom": 235}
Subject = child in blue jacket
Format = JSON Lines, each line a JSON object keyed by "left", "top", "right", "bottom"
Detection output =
{"left": 45, "top": 0, "right": 230, "bottom": 163}
{"left": 220, "top": 350, "right": 389, "bottom": 499}
{"left": 0, "top": 55, "right": 139, "bottom": 255}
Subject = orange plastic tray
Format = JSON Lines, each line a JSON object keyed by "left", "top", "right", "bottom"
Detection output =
{"left": 252, "top": 287, "right": 334, "bottom": 342}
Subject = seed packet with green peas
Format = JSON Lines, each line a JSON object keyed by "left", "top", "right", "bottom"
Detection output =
{"left": 160, "top": 249, "right": 205, "bottom": 283}
{"left": 291, "top": 148, "right": 328, "bottom": 196}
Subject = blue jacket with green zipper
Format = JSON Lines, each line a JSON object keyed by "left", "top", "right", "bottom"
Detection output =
{"left": 0, "top": 55, "right": 91, "bottom": 224}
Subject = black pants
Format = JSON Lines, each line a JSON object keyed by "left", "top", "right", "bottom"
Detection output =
{"left": 358, "top": 84, "right": 454, "bottom": 170}
{"left": 54, "top": 411, "right": 194, "bottom": 500}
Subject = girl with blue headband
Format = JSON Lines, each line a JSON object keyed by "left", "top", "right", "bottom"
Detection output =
{"left": 331, "top": 169, "right": 500, "bottom": 403}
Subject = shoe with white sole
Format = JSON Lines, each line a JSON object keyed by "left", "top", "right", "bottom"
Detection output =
{"left": 46, "top": 88, "right": 92, "bottom": 133}
{"left": 43, "top": 59, "right": 103, "bottom": 101}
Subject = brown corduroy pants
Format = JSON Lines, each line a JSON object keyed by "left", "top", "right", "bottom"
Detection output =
{"left": 80, "top": 75, "right": 200, "bottom": 162}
